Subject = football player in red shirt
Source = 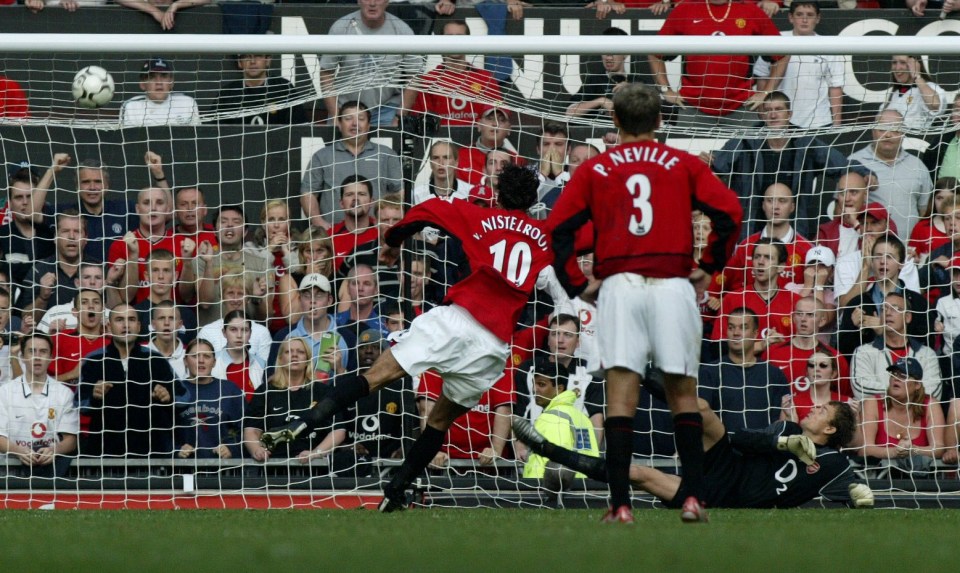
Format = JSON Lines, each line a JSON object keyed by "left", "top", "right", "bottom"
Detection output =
{"left": 548, "top": 83, "right": 742, "bottom": 524}
{"left": 262, "top": 165, "right": 566, "bottom": 512}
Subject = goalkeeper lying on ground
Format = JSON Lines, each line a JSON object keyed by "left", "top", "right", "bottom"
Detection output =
{"left": 513, "top": 390, "right": 874, "bottom": 510}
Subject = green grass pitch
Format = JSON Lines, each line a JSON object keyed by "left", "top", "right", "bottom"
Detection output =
{"left": 1, "top": 508, "right": 958, "bottom": 571}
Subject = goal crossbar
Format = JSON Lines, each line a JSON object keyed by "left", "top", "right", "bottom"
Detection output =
{"left": 1, "top": 33, "right": 959, "bottom": 56}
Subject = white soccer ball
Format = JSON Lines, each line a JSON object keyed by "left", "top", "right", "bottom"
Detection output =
{"left": 72, "top": 66, "right": 115, "bottom": 109}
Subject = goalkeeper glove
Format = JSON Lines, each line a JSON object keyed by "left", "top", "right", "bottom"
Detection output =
{"left": 848, "top": 483, "right": 875, "bottom": 509}
{"left": 776, "top": 434, "right": 817, "bottom": 466}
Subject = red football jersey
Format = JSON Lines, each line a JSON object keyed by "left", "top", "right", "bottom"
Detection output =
{"left": 49, "top": 330, "right": 111, "bottom": 380}
{"left": 721, "top": 231, "right": 814, "bottom": 294}
{"left": 385, "top": 199, "right": 556, "bottom": 343}
{"left": 765, "top": 342, "right": 852, "bottom": 397}
{"left": 106, "top": 228, "right": 177, "bottom": 304}
{"left": 549, "top": 139, "right": 742, "bottom": 295}
{"left": 329, "top": 219, "right": 380, "bottom": 271}
{"left": 409, "top": 64, "right": 502, "bottom": 126}
{"left": 657, "top": 1, "right": 782, "bottom": 115}
{"left": 711, "top": 286, "right": 800, "bottom": 341}
{"left": 418, "top": 367, "right": 514, "bottom": 459}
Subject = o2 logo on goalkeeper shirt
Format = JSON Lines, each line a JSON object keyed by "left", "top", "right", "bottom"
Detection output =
{"left": 625, "top": 174, "right": 653, "bottom": 236}
{"left": 774, "top": 459, "right": 798, "bottom": 495}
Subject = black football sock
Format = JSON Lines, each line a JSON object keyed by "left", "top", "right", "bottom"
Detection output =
{"left": 539, "top": 442, "right": 607, "bottom": 482}
{"left": 673, "top": 412, "right": 705, "bottom": 502}
{"left": 302, "top": 375, "right": 370, "bottom": 426}
{"left": 386, "top": 425, "right": 446, "bottom": 496}
{"left": 604, "top": 416, "right": 634, "bottom": 509}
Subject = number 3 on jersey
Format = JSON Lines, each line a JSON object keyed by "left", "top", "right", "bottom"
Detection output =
{"left": 490, "top": 239, "right": 532, "bottom": 286}
{"left": 626, "top": 174, "right": 653, "bottom": 236}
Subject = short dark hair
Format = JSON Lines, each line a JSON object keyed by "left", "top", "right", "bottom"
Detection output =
{"left": 338, "top": 100, "right": 371, "bottom": 121}
{"left": 789, "top": 0, "right": 820, "bottom": 14}
{"left": 728, "top": 306, "right": 759, "bottom": 330}
{"left": 549, "top": 313, "right": 580, "bottom": 332}
{"left": 442, "top": 19, "right": 470, "bottom": 35}
{"left": 612, "top": 84, "right": 661, "bottom": 135}
{"left": 56, "top": 208, "right": 88, "bottom": 234}
{"left": 74, "top": 287, "right": 103, "bottom": 310}
{"left": 541, "top": 121, "right": 569, "bottom": 140}
{"left": 223, "top": 309, "right": 249, "bottom": 327}
{"left": 826, "top": 400, "right": 856, "bottom": 449}
{"left": 175, "top": 186, "right": 204, "bottom": 202}
{"left": 8, "top": 167, "right": 38, "bottom": 188}
{"left": 216, "top": 204, "right": 245, "bottom": 222}
{"left": 873, "top": 235, "right": 905, "bottom": 264}
{"left": 764, "top": 90, "right": 791, "bottom": 110}
{"left": 602, "top": 26, "right": 629, "bottom": 37}
{"left": 150, "top": 299, "right": 176, "bottom": 319}
{"left": 495, "top": 164, "right": 539, "bottom": 211}
{"left": 20, "top": 332, "right": 52, "bottom": 354}
{"left": 340, "top": 174, "right": 373, "bottom": 198}
{"left": 755, "top": 237, "right": 788, "bottom": 265}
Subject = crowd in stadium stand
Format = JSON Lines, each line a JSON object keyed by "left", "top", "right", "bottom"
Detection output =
{"left": 2, "top": 0, "right": 960, "bottom": 489}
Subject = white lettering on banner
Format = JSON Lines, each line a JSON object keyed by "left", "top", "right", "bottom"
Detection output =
{"left": 277, "top": 16, "right": 960, "bottom": 106}
{"left": 514, "top": 19, "right": 545, "bottom": 100}
{"left": 280, "top": 17, "right": 322, "bottom": 96}
{"left": 560, "top": 19, "right": 582, "bottom": 95}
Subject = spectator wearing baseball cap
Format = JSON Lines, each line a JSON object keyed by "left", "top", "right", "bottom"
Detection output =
{"left": 283, "top": 273, "right": 348, "bottom": 379}
{"left": 457, "top": 107, "right": 522, "bottom": 186}
{"left": 858, "top": 354, "right": 944, "bottom": 471}
{"left": 119, "top": 57, "right": 199, "bottom": 127}
{"left": 786, "top": 245, "right": 837, "bottom": 304}
{"left": 834, "top": 201, "right": 917, "bottom": 309}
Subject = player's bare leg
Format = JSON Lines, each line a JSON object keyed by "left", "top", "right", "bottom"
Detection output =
{"left": 380, "top": 392, "right": 470, "bottom": 512}
{"left": 261, "top": 348, "right": 408, "bottom": 450}
{"left": 661, "top": 372, "right": 709, "bottom": 522}
{"left": 603, "top": 366, "right": 641, "bottom": 523}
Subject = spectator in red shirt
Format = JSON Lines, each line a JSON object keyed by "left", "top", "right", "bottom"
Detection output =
{"left": 909, "top": 177, "right": 955, "bottom": 263}
{"left": 766, "top": 296, "right": 850, "bottom": 396}
{"left": 49, "top": 288, "right": 110, "bottom": 385}
{"left": 329, "top": 175, "right": 380, "bottom": 273}
{"left": 212, "top": 310, "right": 265, "bottom": 400}
{"left": 417, "top": 367, "right": 514, "bottom": 467}
{"left": 649, "top": 0, "right": 787, "bottom": 127}
{"left": 172, "top": 186, "right": 218, "bottom": 263}
{"left": 780, "top": 350, "right": 852, "bottom": 424}
{"left": 817, "top": 169, "right": 873, "bottom": 260}
{"left": 401, "top": 19, "right": 502, "bottom": 127}
{"left": 721, "top": 183, "right": 814, "bottom": 294}
{"left": 107, "top": 186, "right": 175, "bottom": 304}
{"left": 0, "top": 69, "right": 28, "bottom": 119}
{"left": 712, "top": 238, "right": 800, "bottom": 352}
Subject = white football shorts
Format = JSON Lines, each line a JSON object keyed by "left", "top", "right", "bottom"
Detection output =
{"left": 597, "top": 272, "right": 702, "bottom": 378}
{"left": 391, "top": 304, "right": 510, "bottom": 408}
